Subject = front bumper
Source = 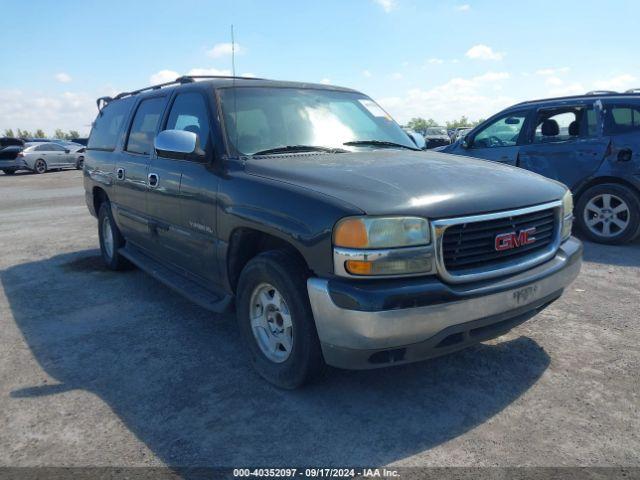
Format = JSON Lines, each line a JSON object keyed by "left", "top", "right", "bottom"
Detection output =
{"left": 307, "top": 237, "right": 582, "bottom": 369}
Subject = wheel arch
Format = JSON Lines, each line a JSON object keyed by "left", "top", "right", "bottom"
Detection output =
{"left": 574, "top": 176, "right": 640, "bottom": 203}
{"left": 92, "top": 186, "right": 109, "bottom": 216}
{"left": 226, "top": 227, "right": 310, "bottom": 294}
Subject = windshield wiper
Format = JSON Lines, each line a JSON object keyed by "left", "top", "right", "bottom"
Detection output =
{"left": 343, "top": 140, "right": 420, "bottom": 151}
{"left": 252, "top": 145, "right": 348, "bottom": 156}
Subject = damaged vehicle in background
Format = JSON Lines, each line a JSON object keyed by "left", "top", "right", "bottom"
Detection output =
{"left": 424, "top": 126, "right": 451, "bottom": 149}
{"left": 20, "top": 141, "right": 85, "bottom": 173}
{"left": 0, "top": 137, "right": 25, "bottom": 175}
{"left": 441, "top": 92, "right": 640, "bottom": 244}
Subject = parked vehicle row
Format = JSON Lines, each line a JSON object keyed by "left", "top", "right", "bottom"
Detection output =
{"left": 0, "top": 138, "right": 85, "bottom": 174}
{"left": 84, "top": 76, "right": 581, "bottom": 389}
{"left": 440, "top": 92, "right": 640, "bottom": 244}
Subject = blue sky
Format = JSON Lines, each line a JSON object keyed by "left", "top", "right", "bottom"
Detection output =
{"left": 1, "top": 0, "right": 639, "bottom": 135}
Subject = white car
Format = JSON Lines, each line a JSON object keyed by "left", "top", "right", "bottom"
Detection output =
{"left": 19, "top": 142, "right": 85, "bottom": 173}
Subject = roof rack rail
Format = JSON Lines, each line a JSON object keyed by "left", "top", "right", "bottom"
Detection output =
{"left": 96, "top": 75, "right": 265, "bottom": 111}
{"left": 585, "top": 90, "right": 618, "bottom": 95}
{"left": 513, "top": 90, "right": 640, "bottom": 107}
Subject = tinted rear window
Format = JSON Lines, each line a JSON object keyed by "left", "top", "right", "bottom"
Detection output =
{"left": 126, "top": 97, "right": 166, "bottom": 155}
{"left": 605, "top": 104, "right": 640, "bottom": 135}
{"left": 88, "top": 98, "right": 134, "bottom": 151}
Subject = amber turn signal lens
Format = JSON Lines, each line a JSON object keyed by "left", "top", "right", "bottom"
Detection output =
{"left": 345, "top": 260, "right": 373, "bottom": 275}
{"left": 334, "top": 218, "right": 368, "bottom": 248}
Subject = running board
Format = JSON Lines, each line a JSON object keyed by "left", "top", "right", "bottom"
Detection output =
{"left": 119, "top": 246, "right": 233, "bottom": 314}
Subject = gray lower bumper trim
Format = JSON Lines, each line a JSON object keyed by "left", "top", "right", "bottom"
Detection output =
{"left": 307, "top": 237, "right": 582, "bottom": 368}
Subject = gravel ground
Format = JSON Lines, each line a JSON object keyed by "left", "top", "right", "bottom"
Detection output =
{"left": 0, "top": 170, "right": 638, "bottom": 468}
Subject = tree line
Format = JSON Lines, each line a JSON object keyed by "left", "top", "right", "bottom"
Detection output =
{"left": 3, "top": 128, "right": 82, "bottom": 140}
{"left": 405, "top": 116, "right": 485, "bottom": 133}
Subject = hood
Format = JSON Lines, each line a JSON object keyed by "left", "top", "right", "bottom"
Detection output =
{"left": 244, "top": 150, "right": 566, "bottom": 219}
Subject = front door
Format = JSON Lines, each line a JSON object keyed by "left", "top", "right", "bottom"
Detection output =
{"left": 518, "top": 105, "right": 608, "bottom": 190}
{"left": 461, "top": 110, "right": 530, "bottom": 165}
{"left": 114, "top": 95, "right": 167, "bottom": 249}
{"left": 149, "top": 90, "right": 220, "bottom": 284}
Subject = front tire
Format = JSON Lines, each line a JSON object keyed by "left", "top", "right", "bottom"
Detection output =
{"left": 236, "top": 250, "right": 324, "bottom": 389}
{"left": 76, "top": 157, "right": 84, "bottom": 170}
{"left": 2, "top": 169, "right": 16, "bottom": 175}
{"left": 34, "top": 159, "right": 47, "bottom": 174}
{"left": 575, "top": 183, "right": 640, "bottom": 244}
{"left": 98, "top": 203, "right": 130, "bottom": 270}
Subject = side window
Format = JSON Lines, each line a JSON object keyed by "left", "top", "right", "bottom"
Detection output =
{"left": 35, "top": 144, "right": 47, "bottom": 151}
{"left": 48, "top": 144, "right": 65, "bottom": 151}
{"left": 604, "top": 105, "right": 640, "bottom": 135}
{"left": 586, "top": 108, "right": 599, "bottom": 137}
{"left": 472, "top": 112, "right": 527, "bottom": 148}
{"left": 126, "top": 97, "right": 166, "bottom": 155}
{"left": 533, "top": 110, "right": 579, "bottom": 144}
{"left": 165, "top": 92, "right": 211, "bottom": 151}
{"left": 87, "top": 98, "right": 133, "bottom": 151}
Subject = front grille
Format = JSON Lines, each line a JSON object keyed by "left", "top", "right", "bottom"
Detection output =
{"left": 441, "top": 207, "right": 558, "bottom": 274}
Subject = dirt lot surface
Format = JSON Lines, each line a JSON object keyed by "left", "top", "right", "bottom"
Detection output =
{"left": 1, "top": 170, "right": 638, "bottom": 468}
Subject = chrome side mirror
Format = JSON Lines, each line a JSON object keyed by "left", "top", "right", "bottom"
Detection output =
{"left": 154, "top": 129, "right": 198, "bottom": 158}
{"left": 461, "top": 139, "right": 469, "bottom": 149}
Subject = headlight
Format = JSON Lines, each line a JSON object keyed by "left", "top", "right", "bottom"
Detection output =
{"left": 333, "top": 216, "right": 433, "bottom": 277}
{"left": 561, "top": 190, "right": 573, "bottom": 241}
{"left": 333, "top": 216, "right": 430, "bottom": 249}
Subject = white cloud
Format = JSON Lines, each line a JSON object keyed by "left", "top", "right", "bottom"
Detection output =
{"left": 0, "top": 89, "right": 95, "bottom": 135}
{"left": 390, "top": 72, "right": 403, "bottom": 80}
{"left": 373, "top": 0, "right": 396, "bottom": 12}
{"left": 426, "top": 58, "right": 444, "bottom": 64}
{"left": 54, "top": 72, "right": 72, "bottom": 83}
{"left": 187, "top": 67, "right": 232, "bottom": 76}
{"left": 465, "top": 44, "right": 504, "bottom": 61}
{"left": 593, "top": 74, "right": 637, "bottom": 91}
{"left": 548, "top": 83, "right": 585, "bottom": 97}
{"left": 149, "top": 69, "right": 180, "bottom": 84}
{"left": 320, "top": 78, "right": 332, "bottom": 85}
{"left": 206, "top": 42, "right": 245, "bottom": 58}
{"left": 535, "top": 67, "right": 570, "bottom": 76}
{"left": 455, "top": 4, "right": 471, "bottom": 11}
{"left": 149, "top": 67, "right": 232, "bottom": 84}
{"left": 362, "top": 70, "right": 372, "bottom": 77}
{"left": 545, "top": 76, "right": 564, "bottom": 86}
{"left": 377, "top": 71, "right": 512, "bottom": 124}
{"left": 241, "top": 72, "right": 257, "bottom": 78}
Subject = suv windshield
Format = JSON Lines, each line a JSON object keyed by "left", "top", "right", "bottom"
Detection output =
{"left": 426, "top": 127, "right": 447, "bottom": 135}
{"left": 219, "top": 87, "right": 415, "bottom": 155}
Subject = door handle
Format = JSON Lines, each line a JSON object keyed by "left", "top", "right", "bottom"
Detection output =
{"left": 148, "top": 172, "right": 159, "bottom": 188}
{"left": 116, "top": 167, "right": 125, "bottom": 180}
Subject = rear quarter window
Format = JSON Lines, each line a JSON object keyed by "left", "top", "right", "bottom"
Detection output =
{"left": 88, "top": 98, "right": 134, "bottom": 151}
{"left": 604, "top": 104, "right": 640, "bottom": 135}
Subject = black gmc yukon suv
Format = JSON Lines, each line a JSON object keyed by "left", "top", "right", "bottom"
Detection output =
{"left": 84, "top": 76, "right": 582, "bottom": 388}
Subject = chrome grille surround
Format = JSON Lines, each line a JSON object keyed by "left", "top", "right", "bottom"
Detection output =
{"left": 432, "top": 200, "right": 563, "bottom": 284}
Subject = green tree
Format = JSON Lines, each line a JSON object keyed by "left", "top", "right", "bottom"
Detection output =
{"left": 3, "top": 128, "right": 15, "bottom": 138}
{"left": 406, "top": 117, "right": 439, "bottom": 133}
{"left": 34, "top": 129, "right": 46, "bottom": 138}
{"left": 54, "top": 128, "right": 66, "bottom": 139}
{"left": 67, "top": 130, "right": 80, "bottom": 140}
{"left": 16, "top": 129, "right": 32, "bottom": 138}
{"left": 445, "top": 116, "right": 485, "bottom": 130}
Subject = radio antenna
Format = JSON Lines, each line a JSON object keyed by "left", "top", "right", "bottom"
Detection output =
{"left": 231, "top": 24, "right": 239, "bottom": 157}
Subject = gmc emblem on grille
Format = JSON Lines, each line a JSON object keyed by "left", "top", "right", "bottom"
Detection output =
{"left": 495, "top": 227, "right": 537, "bottom": 251}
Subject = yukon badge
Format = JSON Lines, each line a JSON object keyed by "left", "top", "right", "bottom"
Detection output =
{"left": 495, "top": 227, "right": 537, "bottom": 251}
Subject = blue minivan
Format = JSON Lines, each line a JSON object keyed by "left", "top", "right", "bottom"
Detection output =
{"left": 441, "top": 92, "right": 640, "bottom": 244}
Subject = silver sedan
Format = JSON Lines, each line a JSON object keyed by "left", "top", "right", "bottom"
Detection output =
{"left": 20, "top": 142, "right": 85, "bottom": 173}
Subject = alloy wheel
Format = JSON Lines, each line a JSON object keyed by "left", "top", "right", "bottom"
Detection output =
{"left": 583, "top": 193, "right": 630, "bottom": 238}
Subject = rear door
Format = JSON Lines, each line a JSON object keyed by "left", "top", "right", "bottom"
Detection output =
{"left": 460, "top": 110, "right": 530, "bottom": 165}
{"left": 518, "top": 103, "right": 608, "bottom": 190}
{"left": 114, "top": 95, "right": 168, "bottom": 249}
{"left": 44, "top": 143, "right": 66, "bottom": 166}
{"left": 601, "top": 101, "right": 640, "bottom": 168}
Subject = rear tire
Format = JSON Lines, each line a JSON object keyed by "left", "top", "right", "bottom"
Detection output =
{"left": 98, "top": 202, "right": 131, "bottom": 270}
{"left": 34, "top": 159, "right": 47, "bottom": 174}
{"left": 575, "top": 183, "right": 640, "bottom": 244}
{"left": 76, "top": 157, "right": 84, "bottom": 170}
{"left": 236, "top": 250, "right": 324, "bottom": 389}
